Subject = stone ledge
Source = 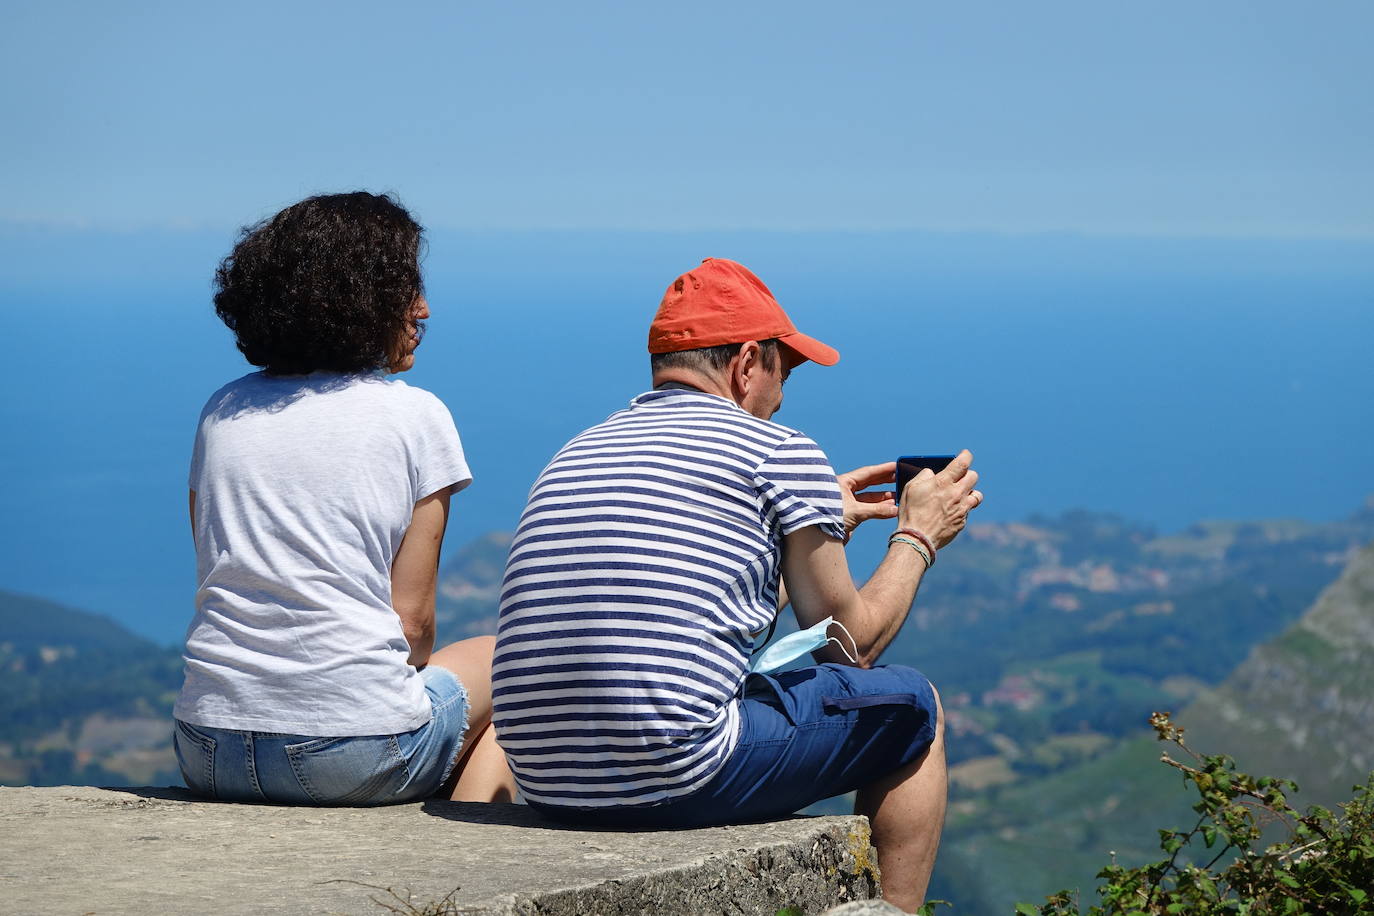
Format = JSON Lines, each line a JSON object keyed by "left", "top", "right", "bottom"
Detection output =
{"left": 0, "top": 786, "right": 880, "bottom": 915}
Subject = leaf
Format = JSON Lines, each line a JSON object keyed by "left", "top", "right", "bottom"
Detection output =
{"left": 1201, "top": 825, "right": 1218, "bottom": 848}
{"left": 1015, "top": 904, "right": 1040, "bottom": 916}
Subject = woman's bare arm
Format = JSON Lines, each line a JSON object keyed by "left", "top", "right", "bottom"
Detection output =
{"left": 391, "top": 488, "right": 453, "bottom": 668}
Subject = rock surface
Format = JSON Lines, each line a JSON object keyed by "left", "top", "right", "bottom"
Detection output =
{"left": 0, "top": 786, "right": 880, "bottom": 915}
{"left": 820, "top": 900, "right": 906, "bottom": 914}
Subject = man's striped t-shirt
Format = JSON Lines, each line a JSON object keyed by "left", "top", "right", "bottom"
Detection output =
{"left": 491, "top": 388, "right": 845, "bottom": 808}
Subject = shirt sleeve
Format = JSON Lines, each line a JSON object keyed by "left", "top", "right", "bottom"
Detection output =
{"left": 188, "top": 400, "right": 212, "bottom": 490}
{"left": 188, "top": 425, "right": 204, "bottom": 491}
{"left": 411, "top": 390, "right": 473, "bottom": 501}
{"left": 753, "top": 433, "right": 846, "bottom": 541}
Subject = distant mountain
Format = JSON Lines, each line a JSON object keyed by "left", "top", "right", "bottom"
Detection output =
{"left": 436, "top": 531, "right": 513, "bottom": 640}
{"left": 1182, "top": 540, "right": 1374, "bottom": 807}
{"left": 876, "top": 501, "right": 1374, "bottom": 780}
{"left": 0, "top": 590, "right": 157, "bottom": 653}
{"left": 0, "top": 589, "right": 182, "bottom": 787}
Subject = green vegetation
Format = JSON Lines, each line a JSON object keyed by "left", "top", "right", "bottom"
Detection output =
{"left": 1026, "top": 712, "right": 1374, "bottom": 915}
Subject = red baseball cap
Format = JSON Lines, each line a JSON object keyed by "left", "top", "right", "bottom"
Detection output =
{"left": 647, "top": 258, "right": 840, "bottom": 368}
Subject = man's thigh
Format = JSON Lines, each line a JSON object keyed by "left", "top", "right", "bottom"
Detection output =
{"left": 534, "top": 663, "right": 938, "bottom": 829}
{"left": 714, "top": 663, "right": 939, "bottom": 818}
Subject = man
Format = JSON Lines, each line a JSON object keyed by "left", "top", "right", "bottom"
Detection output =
{"left": 492, "top": 257, "right": 982, "bottom": 910}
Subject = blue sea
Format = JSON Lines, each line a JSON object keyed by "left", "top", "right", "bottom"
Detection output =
{"left": 2, "top": 227, "right": 1371, "bottom": 643}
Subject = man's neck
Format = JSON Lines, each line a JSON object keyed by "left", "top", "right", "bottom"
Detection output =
{"left": 649, "top": 369, "right": 735, "bottom": 401}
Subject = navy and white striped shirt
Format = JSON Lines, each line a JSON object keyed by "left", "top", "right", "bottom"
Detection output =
{"left": 492, "top": 389, "right": 845, "bottom": 808}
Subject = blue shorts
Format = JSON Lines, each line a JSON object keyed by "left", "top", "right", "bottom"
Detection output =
{"left": 174, "top": 665, "right": 470, "bottom": 806}
{"left": 529, "top": 663, "right": 938, "bottom": 828}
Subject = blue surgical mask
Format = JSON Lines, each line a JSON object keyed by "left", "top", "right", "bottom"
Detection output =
{"left": 749, "top": 616, "right": 858, "bottom": 674}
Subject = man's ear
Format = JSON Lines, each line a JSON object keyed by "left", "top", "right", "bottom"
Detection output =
{"left": 731, "top": 341, "right": 762, "bottom": 397}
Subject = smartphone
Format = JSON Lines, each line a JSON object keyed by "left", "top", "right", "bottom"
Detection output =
{"left": 895, "top": 455, "right": 956, "bottom": 505}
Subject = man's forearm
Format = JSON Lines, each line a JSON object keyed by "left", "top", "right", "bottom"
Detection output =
{"left": 857, "top": 542, "right": 929, "bottom": 660}
{"left": 816, "top": 542, "right": 928, "bottom": 667}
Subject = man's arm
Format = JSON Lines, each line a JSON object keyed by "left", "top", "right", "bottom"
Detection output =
{"left": 837, "top": 462, "right": 901, "bottom": 537}
{"left": 774, "top": 462, "right": 902, "bottom": 612}
{"left": 391, "top": 487, "right": 453, "bottom": 669}
{"left": 781, "top": 451, "right": 982, "bottom": 667}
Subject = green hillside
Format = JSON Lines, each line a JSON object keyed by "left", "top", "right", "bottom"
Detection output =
{"left": 0, "top": 590, "right": 155, "bottom": 652}
{"left": 435, "top": 531, "right": 512, "bottom": 639}
{"left": 1181, "top": 540, "right": 1374, "bottom": 808}
{"left": 880, "top": 503, "right": 1374, "bottom": 785}
{"left": 932, "top": 735, "right": 1198, "bottom": 913}
{"left": 931, "top": 534, "right": 1374, "bottom": 914}
{"left": 0, "top": 589, "right": 182, "bottom": 787}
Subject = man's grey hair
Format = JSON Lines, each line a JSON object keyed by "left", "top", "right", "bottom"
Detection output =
{"left": 650, "top": 339, "right": 781, "bottom": 375}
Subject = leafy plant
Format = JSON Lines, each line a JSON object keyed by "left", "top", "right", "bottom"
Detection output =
{"left": 1022, "top": 712, "right": 1374, "bottom": 915}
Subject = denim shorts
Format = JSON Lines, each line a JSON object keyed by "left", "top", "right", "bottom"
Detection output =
{"left": 529, "top": 663, "right": 938, "bottom": 828}
{"left": 174, "top": 665, "right": 470, "bottom": 806}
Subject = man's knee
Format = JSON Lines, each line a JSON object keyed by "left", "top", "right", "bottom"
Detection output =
{"left": 875, "top": 663, "right": 942, "bottom": 747}
{"left": 856, "top": 664, "right": 942, "bottom": 766}
{"left": 928, "top": 681, "right": 944, "bottom": 744}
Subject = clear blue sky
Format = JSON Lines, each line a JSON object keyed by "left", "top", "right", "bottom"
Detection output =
{"left": 3, "top": 0, "right": 1371, "bottom": 236}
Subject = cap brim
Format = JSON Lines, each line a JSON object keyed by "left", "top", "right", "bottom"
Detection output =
{"left": 778, "top": 331, "right": 840, "bottom": 368}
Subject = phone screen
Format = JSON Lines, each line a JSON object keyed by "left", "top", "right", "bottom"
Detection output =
{"left": 895, "top": 455, "right": 956, "bottom": 505}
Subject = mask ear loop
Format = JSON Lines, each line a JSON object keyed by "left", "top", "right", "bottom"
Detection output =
{"left": 826, "top": 620, "right": 860, "bottom": 664}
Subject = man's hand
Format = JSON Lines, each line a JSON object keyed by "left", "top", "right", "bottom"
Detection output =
{"left": 898, "top": 449, "right": 983, "bottom": 549}
{"left": 838, "top": 462, "right": 900, "bottom": 539}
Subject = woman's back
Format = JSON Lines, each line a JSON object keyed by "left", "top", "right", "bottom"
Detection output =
{"left": 178, "top": 370, "right": 470, "bottom": 737}
{"left": 174, "top": 191, "right": 512, "bottom": 806}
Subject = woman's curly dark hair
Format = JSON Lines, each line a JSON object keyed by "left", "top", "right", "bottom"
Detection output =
{"left": 213, "top": 192, "right": 425, "bottom": 375}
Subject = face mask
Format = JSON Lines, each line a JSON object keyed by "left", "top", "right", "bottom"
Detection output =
{"left": 748, "top": 616, "right": 858, "bottom": 674}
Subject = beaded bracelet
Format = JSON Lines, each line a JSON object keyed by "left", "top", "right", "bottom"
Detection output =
{"left": 888, "top": 533, "right": 933, "bottom": 569}
{"left": 895, "top": 527, "right": 937, "bottom": 564}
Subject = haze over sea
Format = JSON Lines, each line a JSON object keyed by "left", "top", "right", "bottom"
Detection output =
{"left": 1, "top": 226, "right": 1371, "bottom": 644}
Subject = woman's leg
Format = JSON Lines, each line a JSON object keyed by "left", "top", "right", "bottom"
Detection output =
{"left": 448, "top": 723, "right": 515, "bottom": 802}
{"left": 427, "top": 635, "right": 517, "bottom": 802}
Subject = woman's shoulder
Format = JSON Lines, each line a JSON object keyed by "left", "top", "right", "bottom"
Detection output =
{"left": 196, "top": 371, "right": 272, "bottom": 421}
{"left": 196, "top": 371, "right": 455, "bottom": 431}
{"left": 351, "top": 373, "right": 449, "bottom": 412}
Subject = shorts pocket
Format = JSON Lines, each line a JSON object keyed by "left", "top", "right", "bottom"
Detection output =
{"left": 285, "top": 735, "right": 411, "bottom": 806}
{"left": 821, "top": 693, "right": 920, "bottom": 712}
{"left": 174, "top": 719, "right": 217, "bottom": 798}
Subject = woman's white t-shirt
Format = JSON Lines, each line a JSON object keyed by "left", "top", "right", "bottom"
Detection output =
{"left": 175, "top": 371, "right": 471, "bottom": 736}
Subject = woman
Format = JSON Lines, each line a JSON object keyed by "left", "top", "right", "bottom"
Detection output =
{"left": 174, "top": 191, "right": 513, "bottom": 805}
